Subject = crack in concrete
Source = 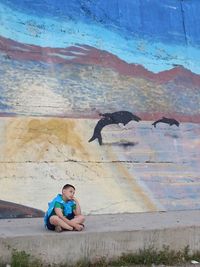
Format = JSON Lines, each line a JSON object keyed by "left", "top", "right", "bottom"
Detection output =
{"left": 46, "top": 139, "right": 101, "bottom": 177}
{"left": 87, "top": 200, "right": 129, "bottom": 214}
{"left": 0, "top": 160, "right": 188, "bottom": 164}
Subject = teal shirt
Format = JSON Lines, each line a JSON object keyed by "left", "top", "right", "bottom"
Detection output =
{"left": 44, "top": 194, "right": 77, "bottom": 226}
{"left": 50, "top": 200, "right": 76, "bottom": 218}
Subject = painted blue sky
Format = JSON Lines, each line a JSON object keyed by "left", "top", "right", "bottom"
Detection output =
{"left": 0, "top": 0, "right": 200, "bottom": 73}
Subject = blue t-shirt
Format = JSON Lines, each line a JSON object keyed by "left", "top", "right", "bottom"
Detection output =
{"left": 50, "top": 200, "right": 76, "bottom": 217}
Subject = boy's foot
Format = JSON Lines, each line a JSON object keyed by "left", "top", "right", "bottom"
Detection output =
{"left": 74, "top": 224, "right": 84, "bottom": 231}
{"left": 55, "top": 225, "right": 63, "bottom": 233}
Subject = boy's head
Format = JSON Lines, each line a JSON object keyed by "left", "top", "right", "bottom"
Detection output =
{"left": 62, "top": 184, "right": 75, "bottom": 200}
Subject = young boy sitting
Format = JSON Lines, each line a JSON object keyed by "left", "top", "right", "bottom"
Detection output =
{"left": 44, "top": 184, "right": 85, "bottom": 232}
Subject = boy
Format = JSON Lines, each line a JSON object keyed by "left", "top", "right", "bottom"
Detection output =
{"left": 44, "top": 184, "right": 85, "bottom": 232}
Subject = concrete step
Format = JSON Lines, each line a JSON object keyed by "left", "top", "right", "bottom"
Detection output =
{"left": 0, "top": 210, "right": 200, "bottom": 265}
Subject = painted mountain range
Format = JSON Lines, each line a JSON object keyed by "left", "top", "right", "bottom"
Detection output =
{"left": 1, "top": 35, "right": 200, "bottom": 86}
{"left": 0, "top": 0, "right": 200, "bottom": 121}
{"left": 0, "top": 35, "right": 200, "bottom": 122}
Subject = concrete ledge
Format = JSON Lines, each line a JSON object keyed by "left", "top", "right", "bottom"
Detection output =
{"left": 0, "top": 210, "right": 200, "bottom": 265}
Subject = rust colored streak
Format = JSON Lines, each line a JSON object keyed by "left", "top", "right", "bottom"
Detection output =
{"left": 5, "top": 118, "right": 87, "bottom": 159}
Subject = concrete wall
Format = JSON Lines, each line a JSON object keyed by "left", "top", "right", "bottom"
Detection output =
{"left": 0, "top": 0, "right": 200, "bottom": 217}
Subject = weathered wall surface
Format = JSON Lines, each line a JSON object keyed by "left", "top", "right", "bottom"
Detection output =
{"left": 0, "top": 0, "right": 200, "bottom": 217}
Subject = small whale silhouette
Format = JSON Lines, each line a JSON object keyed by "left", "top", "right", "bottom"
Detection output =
{"left": 152, "top": 117, "right": 180, "bottom": 128}
{"left": 89, "top": 111, "right": 141, "bottom": 145}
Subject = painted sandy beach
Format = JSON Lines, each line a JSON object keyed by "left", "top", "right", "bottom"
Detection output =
{"left": 0, "top": 117, "right": 200, "bottom": 215}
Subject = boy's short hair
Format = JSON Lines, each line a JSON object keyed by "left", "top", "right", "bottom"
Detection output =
{"left": 62, "top": 184, "right": 75, "bottom": 191}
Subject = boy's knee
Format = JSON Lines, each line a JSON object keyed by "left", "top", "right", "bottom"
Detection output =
{"left": 50, "top": 215, "right": 59, "bottom": 224}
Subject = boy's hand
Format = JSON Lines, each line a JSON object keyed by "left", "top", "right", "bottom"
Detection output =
{"left": 72, "top": 196, "right": 82, "bottom": 216}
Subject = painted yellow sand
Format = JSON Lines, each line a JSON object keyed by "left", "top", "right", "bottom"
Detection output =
{"left": 0, "top": 117, "right": 155, "bottom": 214}
{"left": 0, "top": 117, "right": 200, "bottom": 214}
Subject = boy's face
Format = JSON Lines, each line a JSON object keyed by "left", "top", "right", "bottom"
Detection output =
{"left": 62, "top": 187, "right": 75, "bottom": 200}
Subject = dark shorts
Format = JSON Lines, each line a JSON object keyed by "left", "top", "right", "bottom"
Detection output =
{"left": 46, "top": 213, "right": 75, "bottom": 231}
{"left": 46, "top": 218, "right": 55, "bottom": 231}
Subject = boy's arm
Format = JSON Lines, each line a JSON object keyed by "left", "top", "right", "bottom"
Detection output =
{"left": 73, "top": 197, "right": 81, "bottom": 215}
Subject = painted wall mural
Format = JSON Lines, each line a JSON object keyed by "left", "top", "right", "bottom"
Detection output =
{"left": 0, "top": 0, "right": 200, "bottom": 218}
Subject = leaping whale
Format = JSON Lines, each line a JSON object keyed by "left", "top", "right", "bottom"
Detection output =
{"left": 152, "top": 117, "right": 180, "bottom": 128}
{"left": 88, "top": 111, "right": 141, "bottom": 145}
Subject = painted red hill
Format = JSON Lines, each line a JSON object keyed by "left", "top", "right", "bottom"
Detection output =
{"left": 0, "top": 199, "right": 44, "bottom": 219}
{"left": 1, "top": 36, "right": 200, "bottom": 87}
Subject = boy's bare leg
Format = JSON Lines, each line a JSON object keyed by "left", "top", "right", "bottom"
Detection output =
{"left": 50, "top": 215, "right": 73, "bottom": 231}
{"left": 71, "top": 215, "right": 85, "bottom": 225}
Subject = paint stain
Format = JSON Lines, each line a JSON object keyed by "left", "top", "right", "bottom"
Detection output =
{"left": 5, "top": 118, "right": 87, "bottom": 159}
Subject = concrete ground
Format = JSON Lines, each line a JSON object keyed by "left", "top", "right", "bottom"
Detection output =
{"left": 0, "top": 210, "right": 200, "bottom": 266}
